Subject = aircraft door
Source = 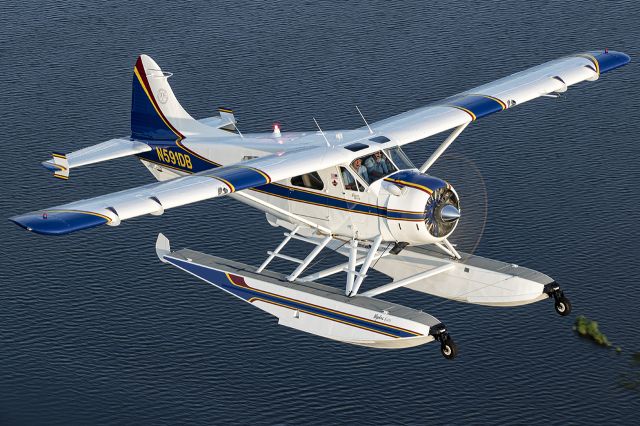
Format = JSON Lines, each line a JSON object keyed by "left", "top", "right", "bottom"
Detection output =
{"left": 327, "top": 166, "right": 378, "bottom": 239}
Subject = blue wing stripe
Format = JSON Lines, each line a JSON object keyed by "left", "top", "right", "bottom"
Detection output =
{"left": 445, "top": 94, "right": 505, "bottom": 120}
{"left": 210, "top": 167, "right": 270, "bottom": 192}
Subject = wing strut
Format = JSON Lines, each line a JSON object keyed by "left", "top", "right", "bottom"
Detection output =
{"left": 419, "top": 123, "right": 469, "bottom": 173}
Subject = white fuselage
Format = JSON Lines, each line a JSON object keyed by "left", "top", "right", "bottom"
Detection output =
{"left": 139, "top": 134, "right": 457, "bottom": 245}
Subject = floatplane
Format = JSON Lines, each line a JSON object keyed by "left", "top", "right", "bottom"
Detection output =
{"left": 11, "top": 50, "right": 630, "bottom": 358}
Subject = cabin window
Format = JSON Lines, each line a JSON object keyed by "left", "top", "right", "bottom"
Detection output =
{"left": 340, "top": 167, "right": 366, "bottom": 192}
{"left": 291, "top": 171, "right": 324, "bottom": 190}
{"left": 384, "top": 147, "right": 414, "bottom": 170}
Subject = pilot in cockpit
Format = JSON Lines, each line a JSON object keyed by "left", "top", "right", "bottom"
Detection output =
{"left": 365, "top": 151, "right": 390, "bottom": 181}
{"left": 343, "top": 158, "right": 369, "bottom": 190}
{"left": 351, "top": 158, "right": 369, "bottom": 183}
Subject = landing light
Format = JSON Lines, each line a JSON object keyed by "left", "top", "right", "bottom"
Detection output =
{"left": 273, "top": 123, "right": 281, "bottom": 137}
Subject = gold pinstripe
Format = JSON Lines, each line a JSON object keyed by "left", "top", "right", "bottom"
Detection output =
{"left": 210, "top": 175, "right": 235, "bottom": 192}
{"left": 46, "top": 209, "right": 112, "bottom": 223}
{"left": 250, "top": 187, "right": 426, "bottom": 221}
{"left": 477, "top": 94, "right": 507, "bottom": 109}
{"left": 249, "top": 297, "right": 401, "bottom": 338}
{"left": 218, "top": 274, "right": 421, "bottom": 337}
{"left": 384, "top": 177, "right": 433, "bottom": 195}
{"left": 238, "top": 166, "right": 272, "bottom": 183}
{"left": 448, "top": 104, "right": 477, "bottom": 120}
{"left": 576, "top": 53, "right": 600, "bottom": 75}
{"left": 134, "top": 67, "right": 183, "bottom": 140}
{"left": 138, "top": 158, "right": 425, "bottom": 220}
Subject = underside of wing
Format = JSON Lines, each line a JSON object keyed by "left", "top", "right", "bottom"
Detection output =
{"left": 372, "top": 50, "right": 630, "bottom": 145}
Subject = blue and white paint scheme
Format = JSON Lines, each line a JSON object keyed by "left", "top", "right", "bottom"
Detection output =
{"left": 10, "top": 50, "right": 630, "bottom": 358}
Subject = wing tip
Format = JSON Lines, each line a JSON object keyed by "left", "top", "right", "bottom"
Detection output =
{"left": 9, "top": 210, "right": 109, "bottom": 236}
{"left": 589, "top": 50, "right": 631, "bottom": 74}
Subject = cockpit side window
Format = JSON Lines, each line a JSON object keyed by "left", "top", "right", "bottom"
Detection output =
{"left": 340, "top": 166, "right": 365, "bottom": 192}
{"left": 291, "top": 171, "right": 324, "bottom": 190}
{"left": 348, "top": 157, "right": 371, "bottom": 186}
{"left": 384, "top": 147, "right": 414, "bottom": 170}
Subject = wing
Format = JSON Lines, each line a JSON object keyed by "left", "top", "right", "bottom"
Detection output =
{"left": 11, "top": 50, "right": 630, "bottom": 236}
{"left": 11, "top": 145, "right": 345, "bottom": 235}
{"left": 371, "top": 50, "right": 630, "bottom": 145}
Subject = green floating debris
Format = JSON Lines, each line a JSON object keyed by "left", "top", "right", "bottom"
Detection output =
{"left": 573, "top": 315, "right": 611, "bottom": 347}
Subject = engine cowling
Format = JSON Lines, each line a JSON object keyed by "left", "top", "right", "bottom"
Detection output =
{"left": 383, "top": 170, "right": 460, "bottom": 245}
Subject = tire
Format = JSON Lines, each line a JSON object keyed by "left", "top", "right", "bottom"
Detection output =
{"left": 440, "top": 337, "right": 458, "bottom": 360}
{"left": 554, "top": 297, "right": 572, "bottom": 316}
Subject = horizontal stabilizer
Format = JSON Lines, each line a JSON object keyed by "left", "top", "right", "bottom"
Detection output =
{"left": 48, "top": 153, "right": 69, "bottom": 180}
{"left": 198, "top": 107, "right": 237, "bottom": 132}
{"left": 41, "top": 138, "right": 151, "bottom": 179}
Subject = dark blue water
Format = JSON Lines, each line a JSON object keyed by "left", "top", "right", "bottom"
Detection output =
{"left": 2, "top": 1, "right": 639, "bottom": 424}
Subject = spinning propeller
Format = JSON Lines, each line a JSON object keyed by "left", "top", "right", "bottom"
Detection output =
{"left": 424, "top": 186, "right": 460, "bottom": 238}
{"left": 427, "top": 153, "right": 489, "bottom": 256}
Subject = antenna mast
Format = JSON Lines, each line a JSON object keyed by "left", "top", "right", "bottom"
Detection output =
{"left": 356, "top": 105, "right": 373, "bottom": 134}
{"left": 313, "top": 117, "right": 331, "bottom": 147}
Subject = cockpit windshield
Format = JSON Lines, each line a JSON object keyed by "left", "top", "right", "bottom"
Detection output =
{"left": 348, "top": 147, "right": 414, "bottom": 186}
{"left": 361, "top": 151, "right": 396, "bottom": 183}
{"left": 384, "top": 147, "right": 414, "bottom": 170}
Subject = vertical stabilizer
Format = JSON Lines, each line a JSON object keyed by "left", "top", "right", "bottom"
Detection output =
{"left": 131, "top": 55, "right": 217, "bottom": 141}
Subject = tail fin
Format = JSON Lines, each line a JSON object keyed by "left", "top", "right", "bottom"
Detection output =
{"left": 131, "top": 55, "right": 215, "bottom": 141}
